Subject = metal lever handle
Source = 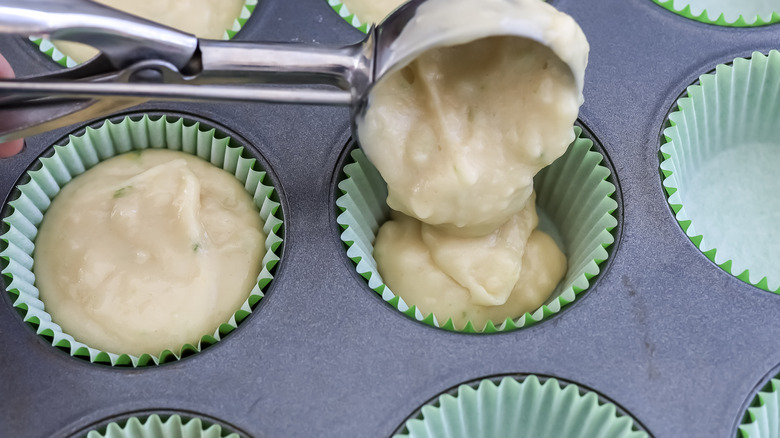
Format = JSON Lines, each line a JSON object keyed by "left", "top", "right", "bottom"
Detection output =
{"left": 197, "top": 39, "right": 373, "bottom": 96}
{"left": 0, "top": 81, "right": 353, "bottom": 105}
{"left": 0, "top": 1, "right": 376, "bottom": 142}
{"left": 0, "top": 0, "right": 198, "bottom": 69}
{"left": 0, "top": 57, "right": 355, "bottom": 142}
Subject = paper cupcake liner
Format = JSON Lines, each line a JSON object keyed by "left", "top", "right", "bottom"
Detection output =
{"left": 336, "top": 126, "right": 618, "bottom": 332}
{"left": 393, "top": 375, "right": 648, "bottom": 438}
{"left": 660, "top": 50, "right": 780, "bottom": 293}
{"left": 0, "top": 114, "right": 283, "bottom": 367}
{"left": 739, "top": 378, "right": 780, "bottom": 438}
{"left": 650, "top": 0, "right": 780, "bottom": 27}
{"left": 84, "top": 414, "right": 239, "bottom": 438}
{"left": 31, "top": 0, "right": 258, "bottom": 68}
{"left": 327, "top": 0, "right": 372, "bottom": 34}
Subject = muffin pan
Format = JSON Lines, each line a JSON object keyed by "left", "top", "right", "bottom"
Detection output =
{"left": 1, "top": 0, "right": 780, "bottom": 436}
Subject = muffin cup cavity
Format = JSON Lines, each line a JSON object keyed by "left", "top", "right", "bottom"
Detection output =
{"left": 393, "top": 375, "right": 648, "bottom": 438}
{"left": 660, "top": 50, "right": 780, "bottom": 292}
{"left": 84, "top": 414, "right": 239, "bottom": 438}
{"left": 650, "top": 0, "right": 780, "bottom": 27}
{"left": 31, "top": 0, "right": 258, "bottom": 67}
{"left": 336, "top": 126, "right": 618, "bottom": 333}
{"left": 0, "top": 114, "right": 283, "bottom": 367}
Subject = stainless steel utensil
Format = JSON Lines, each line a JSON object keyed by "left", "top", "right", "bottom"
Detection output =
{"left": 0, "top": 0, "right": 582, "bottom": 143}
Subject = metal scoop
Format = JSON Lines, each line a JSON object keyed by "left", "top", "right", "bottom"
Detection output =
{"left": 0, "top": 0, "right": 584, "bottom": 142}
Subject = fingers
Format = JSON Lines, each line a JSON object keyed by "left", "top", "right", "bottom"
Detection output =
{"left": 0, "top": 53, "right": 24, "bottom": 158}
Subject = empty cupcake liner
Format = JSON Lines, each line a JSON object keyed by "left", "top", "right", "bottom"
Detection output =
{"left": 660, "top": 50, "right": 780, "bottom": 292}
{"left": 740, "top": 378, "right": 780, "bottom": 438}
{"left": 0, "top": 114, "right": 283, "bottom": 366}
{"left": 84, "top": 414, "right": 239, "bottom": 438}
{"left": 336, "top": 126, "right": 618, "bottom": 332}
{"left": 650, "top": 0, "right": 780, "bottom": 27}
{"left": 393, "top": 375, "right": 648, "bottom": 438}
{"left": 31, "top": 0, "right": 258, "bottom": 68}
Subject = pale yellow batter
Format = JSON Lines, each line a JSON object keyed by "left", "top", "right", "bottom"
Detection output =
{"left": 34, "top": 150, "right": 265, "bottom": 356}
{"left": 358, "top": 0, "right": 588, "bottom": 330}
{"left": 54, "top": 0, "right": 246, "bottom": 63}
{"left": 340, "top": 0, "right": 407, "bottom": 25}
{"left": 375, "top": 199, "right": 567, "bottom": 329}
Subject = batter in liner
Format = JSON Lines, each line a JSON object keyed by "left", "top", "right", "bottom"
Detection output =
{"left": 34, "top": 149, "right": 265, "bottom": 356}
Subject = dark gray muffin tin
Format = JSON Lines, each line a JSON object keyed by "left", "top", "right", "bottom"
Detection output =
{"left": 1, "top": 0, "right": 780, "bottom": 436}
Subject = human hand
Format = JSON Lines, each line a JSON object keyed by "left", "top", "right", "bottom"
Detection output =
{"left": 0, "top": 54, "right": 24, "bottom": 158}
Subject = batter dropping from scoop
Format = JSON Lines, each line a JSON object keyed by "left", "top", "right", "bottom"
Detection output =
{"left": 357, "top": 0, "right": 589, "bottom": 330}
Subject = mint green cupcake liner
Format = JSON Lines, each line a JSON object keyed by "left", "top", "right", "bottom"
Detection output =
{"left": 336, "top": 126, "right": 618, "bottom": 333}
{"left": 327, "top": 0, "right": 372, "bottom": 33}
{"left": 326, "top": 0, "right": 557, "bottom": 33}
{"left": 393, "top": 375, "right": 648, "bottom": 438}
{"left": 650, "top": 0, "right": 780, "bottom": 27}
{"left": 740, "top": 378, "right": 780, "bottom": 438}
{"left": 31, "top": 0, "right": 258, "bottom": 68}
{"left": 0, "top": 114, "right": 283, "bottom": 366}
{"left": 85, "top": 414, "right": 239, "bottom": 438}
{"left": 660, "top": 50, "right": 780, "bottom": 293}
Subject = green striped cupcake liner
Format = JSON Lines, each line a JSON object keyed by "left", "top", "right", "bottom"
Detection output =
{"left": 31, "top": 0, "right": 258, "bottom": 68}
{"left": 650, "top": 0, "right": 780, "bottom": 27}
{"left": 740, "top": 378, "right": 780, "bottom": 438}
{"left": 336, "top": 126, "right": 618, "bottom": 333}
{"left": 0, "top": 114, "right": 283, "bottom": 366}
{"left": 84, "top": 414, "right": 239, "bottom": 438}
{"left": 327, "top": 0, "right": 372, "bottom": 33}
{"left": 326, "top": 0, "right": 558, "bottom": 33}
{"left": 660, "top": 50, "right": 780, "bottom": 293}
{"left": 393, "top": 375, "right": 648, "bottom": 438}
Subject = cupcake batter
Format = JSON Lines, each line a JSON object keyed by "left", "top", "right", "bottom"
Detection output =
{"left": 358, "top": 0, "right": 588, "bottom": 329}
{"left": 34, "top": 149, "right": 265, "bottom": 356}
{"left": 340, "top": 0, "right": 407, "bottom": 25}
{"left": 54, "top": 0, "right": 246, "bottom": 63}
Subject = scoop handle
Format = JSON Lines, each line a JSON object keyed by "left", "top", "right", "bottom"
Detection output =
{"left": 197, "top": 39, "right": 371, "bottom": 94}
{"left": 0, "top": 0, "right": 198, "bottom": 69}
